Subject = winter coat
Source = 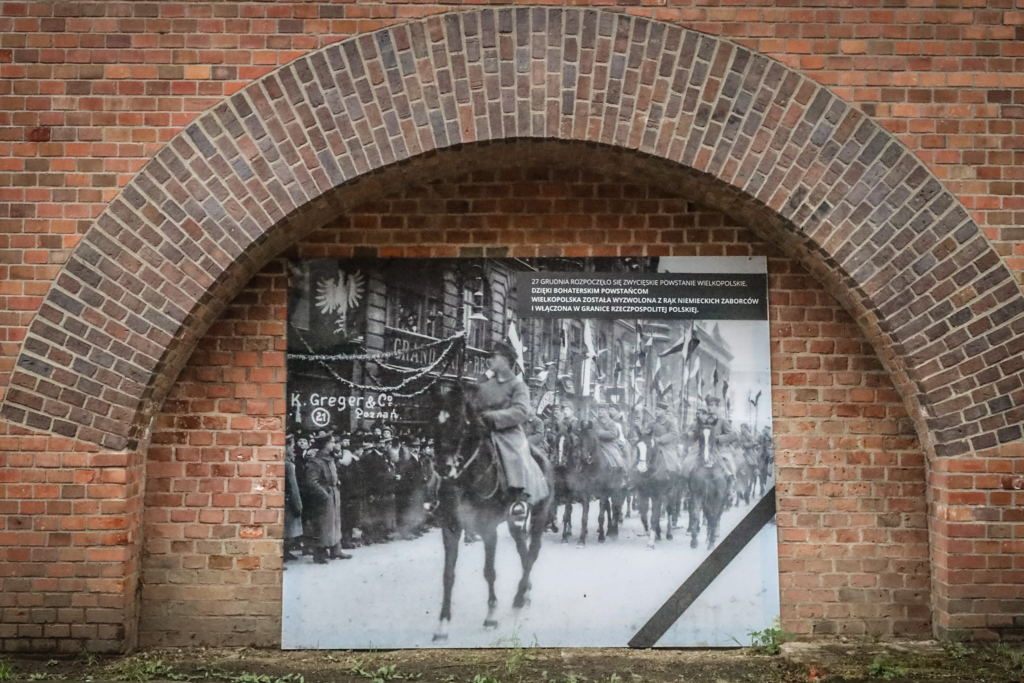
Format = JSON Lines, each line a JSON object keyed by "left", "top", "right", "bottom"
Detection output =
{"left": 650, "top": 415, "right": 682, "bottom": 478}
{"left": 360, "top": 448, "right": 396, "bottom": 498}
{"left": 594, "top": 417, "right": 628, "bottom": 469}
{"left": 302, "top": 453, "right": 342, "bottom": 547}
{"left": 475, "top": 374, "right": 550, "bottom": 502}
{"left": 284, "top": 459, "right": 304, "bottom": 539}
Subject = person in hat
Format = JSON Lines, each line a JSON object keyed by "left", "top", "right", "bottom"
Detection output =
{"left": 644, "top": 400, "right": 682, "bottom": 478}
{"left": 552, "top": 402, "right": 580, "bottom": 469}
{"left": 301, "top": 433, "right": 347, "bottom": 563}
{"left": 594, "top": 403, "right": 628, "bottom": 470}
{"left": 395, "top": 436, "right": 427, "bottom": 540}
{"left": 336, "top": 435, "right": 363, "bottom": 550}
{"left": 474, "top": 340, "right": 550, "bottom": 527}
{"left": 681, "top": 394, "right": 737, "bottom": 480}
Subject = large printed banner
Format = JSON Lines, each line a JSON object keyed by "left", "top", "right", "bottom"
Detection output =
{"left": 283, "top": 256, "right": 777, "bottom": 648}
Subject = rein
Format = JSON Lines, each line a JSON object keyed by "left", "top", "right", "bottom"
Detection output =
{"left": 452, "top": 441, "right": 483, "bottom": 479}
{"left": 441, "top": 420, "right": 502, "bottom": 501}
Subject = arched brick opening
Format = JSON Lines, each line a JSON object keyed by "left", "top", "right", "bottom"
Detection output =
{"left": 2, "top": 9, "right": 1021, "bottom": 641}
{"left": 141, "top": 162, "right": 932, "bottom": 646}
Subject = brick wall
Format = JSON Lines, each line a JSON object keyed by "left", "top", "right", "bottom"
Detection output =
{"left": 0, "top": 2, "right": 1022, "bottom": 652}
{"left": 142, "top": 170, "right": 930, "bottom": 647}
{"left": 0, "top": 433, "right": 141, "bottom": 653}
{"left": 0, "top": 2, "right": 1022, "bottom": 373}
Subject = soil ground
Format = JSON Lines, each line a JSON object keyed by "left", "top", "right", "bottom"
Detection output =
{"left": 2, "top": 640, "right": 1024, "bottom": 683}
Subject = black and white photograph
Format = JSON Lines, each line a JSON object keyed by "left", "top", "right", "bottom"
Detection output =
{"left": 282, "top": 256, "right": 778, "bottom": 648}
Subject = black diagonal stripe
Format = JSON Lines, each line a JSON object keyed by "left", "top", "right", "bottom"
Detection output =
{"left": 628, "top": 486, "right": 777, "bottom": 648}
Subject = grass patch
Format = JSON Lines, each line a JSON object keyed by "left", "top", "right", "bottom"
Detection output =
{"left": 746, "top": 621, "right": 795, "bottom": 655}
{"left": 350, "top": 663, "right": 419, "bottom": 683}
{"left": 992, "top": 642, "right": 1024, "bottom": 673}
{"left": 107, "top": 657, "right": 175, "bottom": 683}
{"left": 866, "top": 655, "right": 908, "bottom": 680}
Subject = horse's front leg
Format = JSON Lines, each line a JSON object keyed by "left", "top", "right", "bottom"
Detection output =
{"left": 648, "top": 490, "right": 663, "bottom": 549}
{"left": 666, "top": 482, "right": 679, "bottom": 541}
{"left": 578, "top": 496, "right": 589, "bottom": 547}
{"left": 688, "top": 479, "right": 703, "bottom": 549}
{"left": 434, "top": 522, "right": 460, "bottom": 641}
{"left": 482, "top": 525, "right": 499, "bottom": 630}
{"left": 638, "top": 490, "right": 650, "bottom": 533}
{"left": 674, "top": 482, "right": 685, "bottom": 527}
{"left": 610, "top": 487, "right": 623, "bottom": 537}
{"left": 511, "top": 503, "right": 544, "bottom": 609}
{"left": 561, "top": 502, "right": 573, "bottom": 544}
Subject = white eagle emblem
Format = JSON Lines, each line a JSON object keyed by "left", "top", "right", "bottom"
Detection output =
{"left": 315, "top": 269, "right": 365, "bottom": 334}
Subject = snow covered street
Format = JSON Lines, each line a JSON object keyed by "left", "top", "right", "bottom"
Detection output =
{"left": 282, "top": 495, "right": 779, "bottom": 649}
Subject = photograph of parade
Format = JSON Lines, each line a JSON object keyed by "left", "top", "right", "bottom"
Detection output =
{"left": 282, "top": 256, "right": 778, "bottom": 648}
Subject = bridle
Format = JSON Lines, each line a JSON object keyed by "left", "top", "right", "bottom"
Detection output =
{"left": 436, "top": 391, "right": 502, "bottom": 501}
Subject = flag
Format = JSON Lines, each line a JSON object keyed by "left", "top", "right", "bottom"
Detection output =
{"left": 507, "top": 320, "right": 526, "bottom": 374}
{"left": 635, "top": 324, "right": 645, "bottom": 369}
{"left": 685, "top": 336, "right": 700, "bottom": 360}
{"left": 582, "top": 319, "right": 595, "bottom": 396}
{"left": 583, "top": 319, "right": 596, "bottom": 359}
{"left": 657, "top": 379, "right": 674, "bottom": 398}
{"left": 722, "top": 379, "right": 729, "bottom": 399}
{"left": 712, "top": 364, "right": 719, "bottom": 387}
{"left": 660, "top": 323, "right": 691, "bottom": 357}
{"left": 750, "top": 390, "right": 762, "bottom": 407}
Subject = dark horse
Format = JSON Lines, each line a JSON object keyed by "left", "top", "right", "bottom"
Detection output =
{"left": 550, "top": 419, "right": 627, "bottom": 546}
{"left": 429, "top": 381, "right": 554, "bottom": 642}
{"left": 632, "top": 432, "right": 684, "bottom": 549}
{"left": 684, "top": 426, "right": 730, "bottom": 549}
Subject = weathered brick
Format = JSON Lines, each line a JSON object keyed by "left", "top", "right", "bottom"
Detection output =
{"left": 0, "top": 7, "right": 1019, "bottom": 653}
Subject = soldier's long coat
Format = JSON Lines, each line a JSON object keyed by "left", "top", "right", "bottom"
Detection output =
{"left": 475, "top": 373, "right": 550, "bottom": 502}
{"left": 650, "top": 415, "right": 682, "bottom": 479}
{"left": 302, "top": 453, "right": 342, "bottom": 548}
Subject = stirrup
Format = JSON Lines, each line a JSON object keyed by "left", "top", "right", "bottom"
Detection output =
{"left": 509, "top": 501, "right": 528, "bottom": 530}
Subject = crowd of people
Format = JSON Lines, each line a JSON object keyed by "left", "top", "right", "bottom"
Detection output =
{"left": 284, "top": 426, "right": 440, "bottom": 565}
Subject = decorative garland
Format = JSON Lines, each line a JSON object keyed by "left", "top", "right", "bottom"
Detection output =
{"left": 286, "top": 330, "right": 465, "bottom": 363}
{"left": 293, "top": 329, "right": 466, "bottom": 398}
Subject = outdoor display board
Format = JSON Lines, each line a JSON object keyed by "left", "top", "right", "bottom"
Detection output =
{"left": 282, "top": 256, "right": 777, "bottom": 648}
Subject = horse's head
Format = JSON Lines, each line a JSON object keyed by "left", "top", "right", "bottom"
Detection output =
{"left": 575, "top": 419, "right": 598, "bottom": 468}
{"left": 429, "top": 381, "right": 486, "bottom": 478}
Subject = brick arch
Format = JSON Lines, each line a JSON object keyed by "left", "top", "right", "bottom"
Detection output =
{"left": 2, "top": 8, "right": 1021, "bottom": 462}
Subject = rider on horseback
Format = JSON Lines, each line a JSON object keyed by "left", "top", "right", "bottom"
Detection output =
{"left": 646, "top": 400, "right": 683, "bottom": 478}
{"left": 681, "top": 394, "right": 737, "bottom": 479}
{"left": 594, "top": 403, "right": 629, "bottom": 470}
{"left": 475, "top": 341, "right": 551, "bottom": 529}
